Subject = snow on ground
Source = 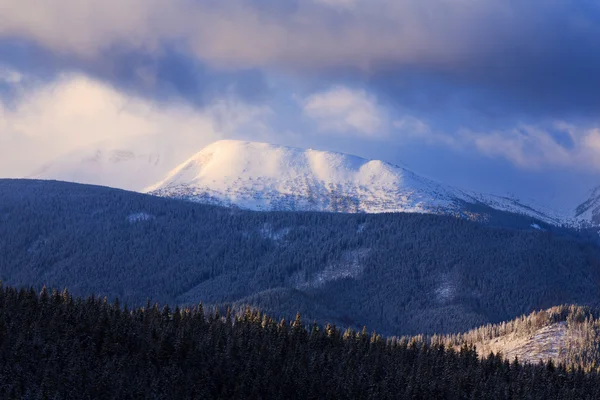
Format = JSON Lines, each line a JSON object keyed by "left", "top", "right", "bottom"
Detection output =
{"left": 292, "top": 248, "right": 370, "bottom": 289}
{"left": 146, "top": 140, "right": 463, "bottom": 214}
{"left": 259, "top": 223, "right": 291, "bottom": 242}
{"left": 29, "top": 137, "right": 178, "bottom": 192}
{"left": 573, "top": 186, "right": 600, "bottom": 227}
{"left": 27, "top": 237, "right": 49, "bottom": 254}
{"left": 472, "top": 322, "right": 570, "bottom": 364}
{"left": 434, "top": 275, "right": 456, "bottom": 304}
{"left": 530, "top": 223, "right": 544, "bottom": 231}
{"left": 127, "top": 212, "right": 155, "bottom": 223}
{"left": 466, "top": 192, "right": 571, "bottom": 226}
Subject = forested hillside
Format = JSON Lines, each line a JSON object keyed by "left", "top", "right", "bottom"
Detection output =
{"left": 1, "top": 284, "right": 600, "bottom": 399}
{"left": 397, "top": 305, "right": 600, "bottom": 372}
{"left": 1, "top": 179, "right": 599, "bottom": 335}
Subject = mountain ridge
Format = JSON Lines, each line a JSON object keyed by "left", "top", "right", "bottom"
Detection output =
{"left": 146, "top": 140, "right": 569, "bottom": 225}
{"left": 29, "top": 138, "right": 581, "bottom": 226}
{"left": 2, "top": 178, "right": 599, "bottom": 337}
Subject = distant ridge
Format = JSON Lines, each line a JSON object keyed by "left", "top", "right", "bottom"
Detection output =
{"left": 29, "top": 138, "right": 177, "bottom": 192}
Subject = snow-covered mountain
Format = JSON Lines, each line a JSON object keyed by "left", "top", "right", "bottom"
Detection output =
{"left": 28, "top": 139, "right": 576, "bottom": 225}
{"left": 145, "top": 140, "right": 568, "bottom": 224}
{"left": 29, "top": 139, "right": 179, "bottom": 192}
{"left": 574, "top": 186, "right": 600, "bottom": 227}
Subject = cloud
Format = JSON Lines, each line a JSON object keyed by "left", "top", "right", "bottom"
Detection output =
{"left": 461, "top": 125, "right": 573, "bottom": 169}
{"left": 389, "top": 112, "right": 600, "bottom": 172}
{"left": 2, "top": 0, "right": 600, "bottom": 118}
{"left": 311, "top": 0, "right": 358, "bottom": 10}
{"left": 0, "top": 0, "right": 538, "bottom": 66}
{"left": 0, "top": 70, "right": 271, "bottom": 178}
{"left": 3, "top": 0, "right": 600, "bottom": 204}
{"left": 392, "top": 116, "right": 458, "bottom": 147}
{"left": 303, "top": 86, "right": 386, "bottom": 136}
{"left": 424, "top": 122, "right": 600, "bottom": 171}
{"left": 0, "top": 39, "right": 270, "bottom": 109}
{"left": 0, "top": 66, "right": 22, "bottom": 84}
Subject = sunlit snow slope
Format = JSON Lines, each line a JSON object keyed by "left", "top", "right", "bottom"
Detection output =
{"left": 30, "top": 140, "right": 174, "bottom": 192}
{"left": 575, "top": 186, "right": 600, "bottom": 227}
{"left": 146, "top": 140, "right": 566, "bottom": 223}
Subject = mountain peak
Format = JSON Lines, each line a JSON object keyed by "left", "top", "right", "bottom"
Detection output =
{"left": 145, "top": 140, "right": 403, "bottom": 195}
{"left": 146, "top": 140, "right": 443, "bottom": 213}
{"left": 145, "top": 140, "right": 565, "bottom": 223}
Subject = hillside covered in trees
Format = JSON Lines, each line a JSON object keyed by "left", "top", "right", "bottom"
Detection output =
{"left": 1, "top": 284, "right": 600, "bottom": 399}
{"left": 1, "top": 179, "right": 599, "bottom": 336}
{"left": 401, "top": 305, "right": 600, "bottom": 372}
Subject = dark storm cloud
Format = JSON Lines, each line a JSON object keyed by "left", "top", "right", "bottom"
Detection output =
{"left": 0, "top": 40, "right": 269, "bottom": 107}
{"left": 2, "top": 0, "right": 600, "bottom": 118}
{"left": 87, "top": 46, "right": 270, "bottom": 106}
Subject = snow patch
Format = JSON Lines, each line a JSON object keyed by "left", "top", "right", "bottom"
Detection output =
{"left": 259, "top": 223, "right": 291, "bottom": 242}
{"left": 293, "top": 248, "right": 370, "bottom": 289}
{"left": 127, "top": 212, "right": 155, "bottom": 223}
{"left": 530, "top": 223, "right": 545, "bottom": 231}
{"left": 27, "top": 237, "right": 49, "bottom": 254}
{"left": 475, "top": 322, "right": 569, "bottom": 364}
{"left": 434, "top": 275, "right": 455, "bottom": 303}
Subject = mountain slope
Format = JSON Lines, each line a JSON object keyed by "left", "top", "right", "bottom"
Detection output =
{"left": 576, "top": 186, "right": 600, "bottom": 226}
{"left": 146, "top": 140, "right": 466, "bottom": 214}
{"left": 4, "top": 285, "right": 598, "bottom": 400}
{"left": 147, "top": 140, "right": 567, "bottom": 225}
{"left": 436, "top": 305, "right": 600, "bottom": 369}
{"left": 1, "top": 179, "right": 598, "bottom": 336}
{"left": 29, "top": 138, "right": 180, "bottom": 192}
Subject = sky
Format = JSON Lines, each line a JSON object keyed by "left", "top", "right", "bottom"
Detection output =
{"left": 2, "top": 0, "right": 600, "bottom": 211}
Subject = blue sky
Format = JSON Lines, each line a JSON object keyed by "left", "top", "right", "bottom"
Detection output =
{"left": 2, "top": 0, "right": 600, "bottom": 210}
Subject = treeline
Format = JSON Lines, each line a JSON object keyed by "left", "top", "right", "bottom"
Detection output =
{"left": 1, "top": 284, "right": 600, "bottom": 399}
